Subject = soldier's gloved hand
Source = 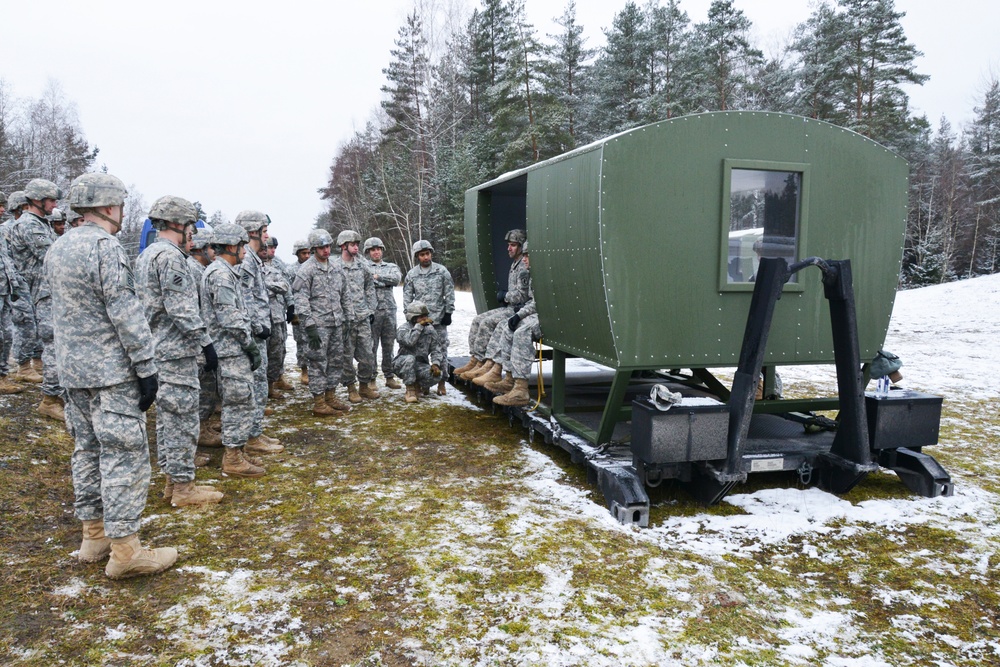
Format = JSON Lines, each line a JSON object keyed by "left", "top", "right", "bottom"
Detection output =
{"left": 440, "top": 312, "right": 452, "bottom": 326}
{"left": 368, "top": 314, "right": 375, "bottom": 326}
{"left": 137, "top": 373, "right": 159, "bottom": 412}
{"left": 245, "top": 341, "right": 262, "bottom": 371}
{"left": 255, "top": 326, "right": 271, "bottom": 340}
{"left": 496, "top": 290, "right": 507, "bottom": 303}
{"left": 285, "top": 305, "right": 295, "bottom": 323}
{"left": 430, "top": 364, "right": 441, "bottom": 377}
{"left": 202, "top": 343, "right": 219, "bottom": 373}
{"left": 9, "top": 292, "right": 18, "bottom": 302}
{"left": 306, "top": 325, "right": 322, "bottom": 350}
{"left": 508, "top": 312, "right": 521, "bottom": 331}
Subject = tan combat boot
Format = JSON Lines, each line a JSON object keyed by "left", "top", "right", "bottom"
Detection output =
{"left": 16, "top": 361, "right": 42, "bottom": 383}
{"left": 313, "top": 394, "right": 340, "bottom": 416}
{"left": 359, "top": 381, "right": 380, "bottom": 400}
{"left": 275, "top": 376, "right": 294, "bottom": 391}
{"left": 198, "top": 422, "right": 223, "bottom": 447}
{"left": 324, "top": 390, "right": 351, "bottom": 412}
{"left": 207, "top": 415, "right": 222, "bottom": 431}
{"left": 473, "top": 363, "right": 502, "bottom": 387}
{"left": 459, "top": 359, "right": 485, "bottom": 380}
{"left": 264, "top": 406, "right": 274, "bottom": 416}
{"left": 171, "top": 480, "right": 224, "bottom": 507}
{"left": 78, "top": 519, "right": 112, "bottom": 564}
{"left": 453, "top": 357, "right": 478, "bottom": 376}
{"left": 493, "top": 378, "right": 531, "bottom": 407}
{"left": 465, "top": 360, "right": 494, "bottom": 381}
{"left": 246, "top": 435, "right": 284, "bottom": 455}
{"left": 437, "top": 379, "right": 447, "bottom": 395}
{"left": 162, "top": 475, "right": 175, "bottom": 501}
{"left": 385, "top": 376, "right": 402, "bottom": 389}
{"left": 347, "top": 383, "right": 362, "bottom": 403}
{"left": 37, "top": 394, "right": 65, "bottom": 421}
{"left": 194, "top": 452, "right": 210, "bottom": 467}
{"left": 268, "top": 382, "right": 283, "bottom": 400}
{"left": 300, "top": 366, "right": 309, "bottom": 385}
{"left": 486, "top": 371, "right": 515, "bottom": 394}
{"left": 222, "top": 447, "right": 266, "bottom": 478}
{"left": 32, "top": 358, "right": 42, "bottom": 373}
{"left": 405, "top": 385, "right": 419, "bottom": 403}
{"left": 0, "top": 375, "right": 25, "bottom": 395}
{"left": 105, "top": 534, "right": 178, "bottom": 580}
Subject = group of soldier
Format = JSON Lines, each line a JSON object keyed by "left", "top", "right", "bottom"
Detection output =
{"left": 1, "top": 170, "right": 543, "bottom": 581}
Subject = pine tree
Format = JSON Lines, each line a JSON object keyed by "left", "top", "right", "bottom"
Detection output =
{"left": 967, "top": 79, "right": 1000, "bottom": 275}
{"left": 589, "top": 2, "right": 650, "bottom": 135}
{"left": 543, "top": 0, "right": 593, "bottom": 147}
{"left": 644, "top": 0, "right": 691, "bottom": 120}
{"left": 687, "top": 0, "right": 763, "bottom": 111}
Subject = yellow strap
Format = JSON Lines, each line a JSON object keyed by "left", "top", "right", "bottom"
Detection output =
{"left": 530, "top": 338, "right": 545, "bottom": 411}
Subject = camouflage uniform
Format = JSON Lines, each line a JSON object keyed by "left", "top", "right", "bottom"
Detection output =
{"left": 187, "top": 255, "right": 220, "bottom": 421}
{"left": 239, "top": 248, "right": 270, "bottom": 437}
{"left": 285, "top": 257, "right": 308, "bottom": 371}
{"left": 468, "top": 250, "right": 529, "bottom": 359}
{"left": 337, "top": 256, "right": 376, "bottom": 386}
{"left": 136, "top": 238, "right": 212, "bottom": 484}
{"left": 3, "top": 217, "right": 41, "bottom": 365}
{"left": 393, "top": 319, "right": 446, "bottom": 390}
{"left": 45, "top": 221, "right": 158, "bottom": 539}
{"left": 402, "top": 261, "right": 455, "bottom": 372}
{"left": 508, "top": 313, "right": 542, "bottom": 381}
{"left": 0, "top": 227, "right": 24, "bottom": 377}
{"left": 293, "top": 256, "right": 349, "bottom": 396}
{"left": 490, "top": 278, "right": 535, "bottom": 370}
{"left": 367, "top": 257, "right": 402, "bottom": 379}
{"left": 201, "top": 257, "right": 254, "bottom": 449}
{"left": 263, "top": 258, "right": 290, "bottom": 383}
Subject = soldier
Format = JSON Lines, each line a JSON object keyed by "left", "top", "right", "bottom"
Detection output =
{"left": 135, "top": 196, "right": 223, "bottom": 508}
{"left": 200, "top": 223, "right": 268, "bottom": 477}
{"left": 0, "top": 192, "right": 26, "bottom": 395}
{"left": 363, "top": 237, "right": 403, "bottom": 390}
{"left": 394, "top": 301, "right": 446, "bottom": 403}
{"left": 260, "top": 237, "right": 292, "bottom": 399}
{"left": 456, "top": 229, "right": 529, "bottom": 385}
{"left": 292, "top": 229, "right": 352, "bottom": 416}
{"left": 11, "top": 179, "right": 66, "bottom": 416}
{"left": 288, "top": 239, "right": 311, "bottom": 385}
{"left": 402, "top": 240, "right": 455, "bottom": 395}
{"left": 3, "top": 191, "right": 43, "bottom": 384}
{"left": 187, "top": 228, "right": 223, "bottom": 447}
{"left": 235, "top": 210, "right": 282, "bottom": 453}
{"left": 46, "top": 172, "right": 176, "bottom": 579}
{"left": 488, "top": 242, "right": 537, "bottom": 403}
{"left": 66, "top": 208, "right": 84, "bottom": 229}
{"left": 335, "top": 230, "right": 379, "bottom": 403}
{"left": 267, "top": 236, "right": 296, "bottom": 392}
{"left": 49, "top": 208, "right": 67, "bottom": 236}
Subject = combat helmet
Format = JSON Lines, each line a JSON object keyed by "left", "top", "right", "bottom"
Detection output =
{"left": 6, "top": 191, "right": 27, "bottom": 213}
{"left": 0, "top": 191, "right": 6, "bottom": 207}
{"left": 48, "top": 208, "right": 67, "bottom": 224}
{"left": 190, "top": 232, "right": 214, "bottom": 250}
{"left": 266, "top": 236, "right": 278, "bottom": 248}
{"left": 148, "top": 195, "right": 198, "bottom": 230}
{"left": 411, "top": 239, "right": 433, "bottom": 256}
{"left": 234, "top": 209, "right": 269, "bottom": 234}
{"left": 68, "top": 173, "right": 127, "bottom": 211}
{"left": 405, "top": 300, "right": 430, "bottom": 322}
{"left": 211, "top": 222, "right": 250, "bottom": 247}
{"left": 308, "top": 229, "right": 334, "bottom": 249}
{"left": 363, "top": 236, "right": 384, "bottom": 254}
{"left": 504, "top": 228, "right": 526, "bottom": 245}
{"left": 292, "top": 238, "right": 309, "bottom": 254}
{"left": 65, "top": 209, "right": 83, "bottom": 227}
{"left": 336, "top": 230, "right": 362, "bottom": 247}
{"left": 24, "top": 178, "right": 62, "bottom": 203}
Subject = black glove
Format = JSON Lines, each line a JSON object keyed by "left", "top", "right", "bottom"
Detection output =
{"left": 9, "top": 293, "right": 18, "bottom": 302}
{"left": 244, "top": 341, "right": 262, "bottom": 371}
{"left": 202, "top": 343, "right": 219, "bottom": 373}
{"left": 496, "top": 290, "right": 507, "bottom": 303}
{"left": 285, "top": 305, "right": 295, "bottom": 323}
{"left": 368, "top": 314, "right": 375, "bottom": 326}
{"left": 508, "top": 312, "right": 521, "bottom": 331}
{"left": 137, "top": 374, "right": 159, "bottom": 412}
{"left": 255, "top": 325, "right": 271, "bottom": 340}
{"left": 306, "top": 325, "right": 322, "bottom": 350}
{"left": 440, "top": 312, "right": 452, "bottom": 327}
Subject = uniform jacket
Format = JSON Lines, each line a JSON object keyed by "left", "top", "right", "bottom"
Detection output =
{"left": 403, "top": 262, "right": 455, "bottom": 324}
{"left": 201, "top": 258, "right": 252, "bottom": 358}
{"left": 292, "top": 256, "right": 350, "bottom": 328}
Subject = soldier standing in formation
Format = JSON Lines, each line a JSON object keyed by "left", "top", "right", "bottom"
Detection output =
{"left": 288, "top": 239, "right": 311, "bottom": 385}
{"left": 402, "top": 240, "right": 455, "bottom": 396}
{"left": 0, "top": 192, "right": 26, "bottom": 395}
{"left": 363, "top": 236, "right": 402, "bottom": 390}
{"left": 335, "top": 230, "right": 379, "bottom": 403}
{"left": 135, "top": 196, "right": 223, "bottom": 508}
{"left": 1, "top": 191, "right": 43, "bottom": 384}
{"left": 188, "top": 229, "right": 223, "bottom": 448}
{"left": 46, "top": 173, "right": 177, "bottom": 580}
{"left": 260, "top": 236, "right": 293, "bottom": 400}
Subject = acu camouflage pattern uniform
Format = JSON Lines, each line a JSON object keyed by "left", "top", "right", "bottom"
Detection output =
{"left": 293, "top": 253, "right": 349, "bottom": 397}
{"left": 187, "top": 246, "right": 220, "bottom": 421}
{"left": 238, "top": 241, "right": 270, "bottom": 437}
{"left": 0, "top": 212, "right": 26, "bottom": 378}
{"left": 136, "top": 236, "right": 212, "bottom": 485}
{"left": 46, "top": 220, "right": 158, "bottom": 539}
{"left": 4, "top": 213, "right": 42, "bottom": 367}
{"left": 393, "top": 310, "right": 446, "bottom": 390}
{"left": 467, "top": 244, "right": 529, "bottom": 360}
{"left": 337, "top": 254, "right": 377, "bottom": 386}
{"left": 500, "top": 279, "right": 540, "bottom": 380}
{"left": 201, "top": 256, "right": 255, "bottom": 450}
{"left": 402, "top": 255, "right": 455, "bottom": 372}
{"left": 263, "top": 256, "right": 291, "bottom": 384}
{"left": 285, "top": 248, "right": 309, "bottom": 373}
{"left": 366, "top": 254, "right": 402, "bottom": 379}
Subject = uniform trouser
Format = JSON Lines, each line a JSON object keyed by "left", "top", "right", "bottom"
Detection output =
{"left": 506, "top": 314, "right": 541, "bottom": 380}
{"left": 490, "top": 320, "right": 516, "bottom": 367}
{"left": 66, "top": 381, "right": 150, "bottom": 539}
{"left": 0, "top": 297, "right": 12, "bottom": 375}
{"left": 392, "top": 354, "right": 438, "bottom": 389}
{"left": 266, "top": 320, "right": 288, "bottom": 383}
{"left": 198, "top": 362, "right": 220, "bottom": 421}
{"left": 34, "top": 296, "right": 64, "bottom": 398}
{"left": 342, "top": 318, "right": 376, "bottom": 385}
{"left": 434, "top": 323, "right": 450, "bottom": 375}
{"left": 371, "top": 309, "right": 397, "bottom": 377}
{"left": 292, "top": 323, "right": 307, "bottom": 369}
{"left": 306, "top": 324, "right": 343, "bottom": 396}
{"left": 155, "top": 357, "right": 200, "bottom": 484}
{"left": 469, "top": 307, "right": 514, "bottom": 359}
{"left": 250, "top": 338, "right": 268, "bottom": 438}
{"left": 11, "top": 293, "right": 38, "bottom": 364}
{"left": 217, "top": 354, "right": 254, "bottom": 448}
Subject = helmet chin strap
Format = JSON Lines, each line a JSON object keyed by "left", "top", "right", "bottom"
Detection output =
{"left": 94, "top": 206, "right": 123, "bottom": 232}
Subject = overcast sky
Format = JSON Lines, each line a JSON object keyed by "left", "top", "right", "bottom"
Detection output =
{"left": 4, "top": 0, "right": 998, "bottom": 262}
